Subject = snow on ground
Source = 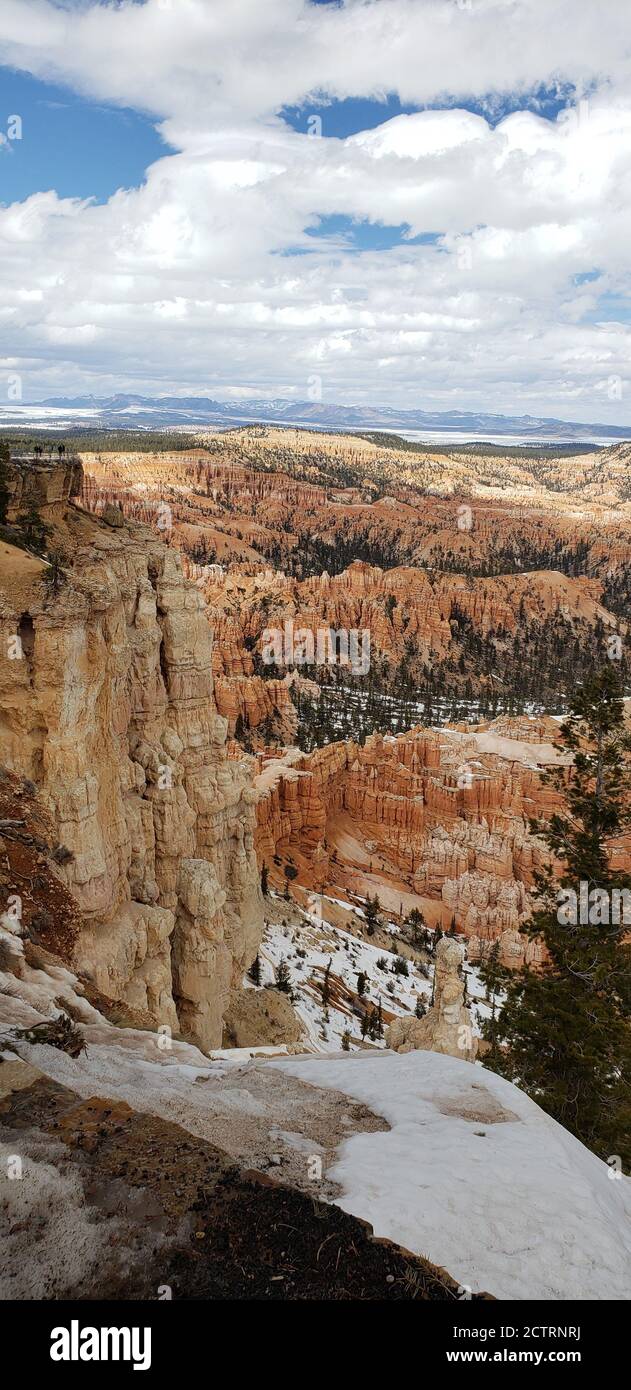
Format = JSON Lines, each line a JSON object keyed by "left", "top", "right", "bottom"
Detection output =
{"left": 2, "top": 927, "right": 627, "bottom": 1301}
{"left": 253, "top": 894, "right": 491, "bottom": 1053}
{"left": 304, "top": 684, "right": 561, "bottom": 745}
{"left": 272, "top": 1049, "right": 631, "bottom": 1301}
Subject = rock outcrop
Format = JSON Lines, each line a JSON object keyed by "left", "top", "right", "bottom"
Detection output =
{"left": 387, "top": 936, "right": 477, "bottom": 1061}
{"left": 5, "top": 456, "right": 83, "bottom": 522}
{"left": 253, "top": 720, "right": 568, "bottom": 965}
{"left": 223, "top": 985, "right": 304, "bottom": 1049}
{"left": 0, "top": 461, "right": 263, "bottom": 1049}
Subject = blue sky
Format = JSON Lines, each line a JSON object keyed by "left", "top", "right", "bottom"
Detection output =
{"left": 282, "top": 83, "right": 575, "bottom": 141}
{"left": 0, "top": 68, "right": 170, "bottom": 203}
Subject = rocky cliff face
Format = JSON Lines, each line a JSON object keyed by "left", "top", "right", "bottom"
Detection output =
{"left": 253, "top": 719, "right": 569, "bottom": 966}
{"left": 0, "top": 462, "right": 262, "bottom": 1048}
{"left": 4, "top": 456, "right": 83, "bottom": 522}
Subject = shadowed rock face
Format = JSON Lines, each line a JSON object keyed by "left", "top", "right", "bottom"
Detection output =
{"left": 0, "top": 462, "right": 263, "bottom": 1049}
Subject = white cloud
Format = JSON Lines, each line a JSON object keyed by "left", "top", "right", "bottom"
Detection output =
{"left": 0, "top": 0, "right": 630, "bottom": 418}
{"left": 350, "top": 110, "right": 490, "bottom": 159}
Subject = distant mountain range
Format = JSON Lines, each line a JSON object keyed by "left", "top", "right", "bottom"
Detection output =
{"left": 1, "top": 393, "right": 629, "bottom": 442}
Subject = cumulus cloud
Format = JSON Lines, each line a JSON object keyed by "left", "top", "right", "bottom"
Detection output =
{"left": 0, "top": 0, "right": 630, "bottom": 417}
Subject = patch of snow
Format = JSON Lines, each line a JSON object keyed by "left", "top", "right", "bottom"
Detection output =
{"left": 254, "top": 906, "right": 490, "bottom": 1053}
{"left": 257, "top": 910, "right": 435, "bottom": 1052}
{"left": 272, "top": 1050, "right": 631, "bottom": 1301}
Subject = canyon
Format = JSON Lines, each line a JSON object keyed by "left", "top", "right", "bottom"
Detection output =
{"left": 74, "top": 435, "right": 631, "bottom": 616}
{"left": 2, "top": 437, "right": 629, "bottom": 1023}
{"left": 0, "top": 437, "right": 629, "bottom": 1305}
{"left": 75, "top": 431, "right": 631, "bottom": 744}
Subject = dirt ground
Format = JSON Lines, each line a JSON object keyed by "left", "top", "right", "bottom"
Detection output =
{"left": 0, "top": 1067, "right": 493, "bottom": 1301}
{"left": 149, "top": 1056, "right": 389, "bottom": 1201}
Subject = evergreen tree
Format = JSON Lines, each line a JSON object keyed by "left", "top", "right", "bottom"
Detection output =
{"left": 322, "top": 956, "right": 332, "bottom": 1006}
{"left": 406, "top": 906, "right": 426, "bottom": 950}
{"left": 260, "top": 862, "right": 269, "bottom": 896}
{"left": 478, "top": 940, "right": 505, "bottom": 1057}
{"left": 415, "top": 995, "right": 426, "bottom": 1019}
{"left": 363, "top": 894, "right": 381, "bottom": 932}
{"left": 366, "top": 998, "right": 384, "bottom": 1041}
{"left": 485, "top": 667, "right": 631, "bottom": 1164}
{"left": 356, "top": 970, "right": 367, "bottom": 997}
{"left": 341, "top": 1028, "right": 351, "bottom": 1051}
{"left": 247, "top": 953, "right": 262, "bottom": 986}
{"left": 275, "top": 958, "right": 292, "bottom": 994}
{"left": 16, "top": 502, "right": 51, "bottom": 555}
{"left": 42, "top": 548, "right": 67, "bottom": 599}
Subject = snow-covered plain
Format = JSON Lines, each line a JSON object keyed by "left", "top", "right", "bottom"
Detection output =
{"left": 272, "top": 1049, "right": 631, "bottom": 1301}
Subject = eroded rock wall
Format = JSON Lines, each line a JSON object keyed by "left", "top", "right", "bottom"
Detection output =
{"left": 253, "top": 722, "right": 566, "bottom": 966}
{"left": 0, "top": 468, "right": 262, "bottom": 1048}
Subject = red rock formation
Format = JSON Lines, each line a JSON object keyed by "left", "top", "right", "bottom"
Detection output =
{"left": 253, "top": 718, "right": 569, "bottom": 966}
{"left": 77, "top": 434, "right": 631, "bottom": 590}
{"left": 75, "top": 438, "right": 630, "bottom": 738}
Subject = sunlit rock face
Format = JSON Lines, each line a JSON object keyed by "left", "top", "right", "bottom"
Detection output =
{"left": 252, "top": 719, "right": 571, "bottom": 966}
{"left": 0, "top": 461, "right": 263, "bottom": 1049}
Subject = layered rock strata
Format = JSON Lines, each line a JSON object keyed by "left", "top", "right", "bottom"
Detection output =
{"left": 0, "top": 463, "right": 262, "bottom": 1048}
{"left": 253, "top": 720, "right": 569, "bottom": 966}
